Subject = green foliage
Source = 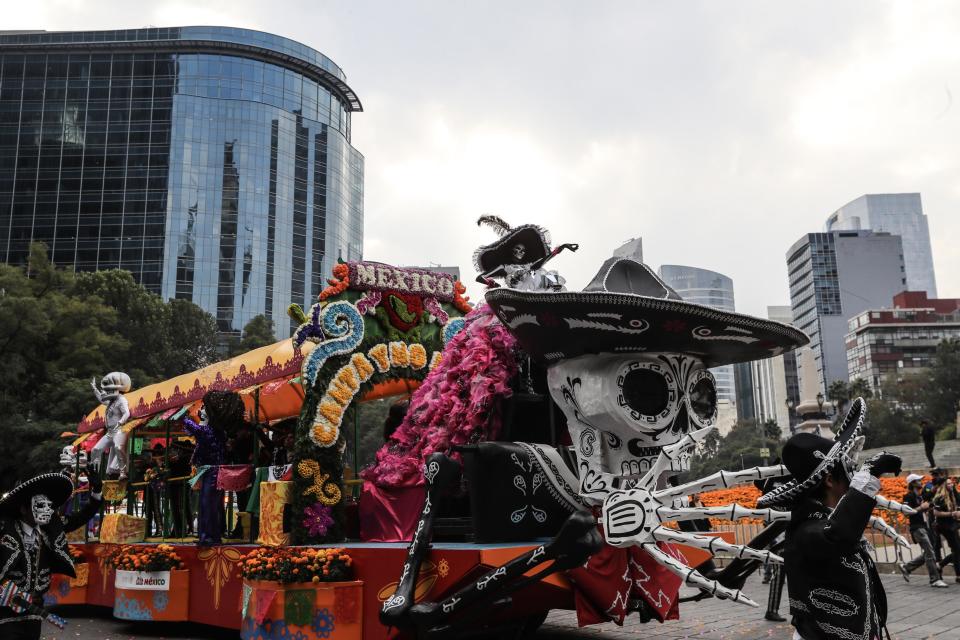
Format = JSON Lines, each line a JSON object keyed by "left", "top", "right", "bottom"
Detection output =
{"left": 237, "top": 314, "right": 276, "bottom": 354}
{"left": 861, "top": 398, "right": 917, "bottom": 449}
{"left": 827, "top": 379, "right": 851, "bottom": 416}
{"left": 0, "top": 243, "right": 220, "bottom": 492}
{"left": 687, "top": 419, "right": 783, "bottom": 480}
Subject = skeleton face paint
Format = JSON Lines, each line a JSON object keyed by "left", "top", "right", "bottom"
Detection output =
{"left": 548, "top": 353, "right": 717, "bottom": 487}
{"left": 199, "top": 406, "right": 209, "bottom": 425}
{"left": 31, "top": 494, "right": 54, "bottom": 526}
{"left": 512, "top": 243, "right": 526, "bottom": 261}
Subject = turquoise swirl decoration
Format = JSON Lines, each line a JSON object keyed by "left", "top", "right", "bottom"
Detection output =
{"left": 300, "top": 301, "right": 365, "bottom": 388}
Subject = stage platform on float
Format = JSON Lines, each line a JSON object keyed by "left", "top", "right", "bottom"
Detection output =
{"left": 70, "top": 540, "right": 577, "bottom": 632}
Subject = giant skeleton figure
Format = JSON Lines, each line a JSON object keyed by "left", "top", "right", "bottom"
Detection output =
{"left": 90, "top": 372, "right": 132, "bottom": 481}
{"left": 382, "top": 221, "right": 915, "bottom": 636}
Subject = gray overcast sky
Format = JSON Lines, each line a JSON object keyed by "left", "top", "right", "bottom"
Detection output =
{"left": 11, "top": 1, "right": 960, "bottom": 316}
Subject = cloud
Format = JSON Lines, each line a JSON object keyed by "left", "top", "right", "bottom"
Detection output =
{"left": 6, "top": 0, "right": 959, "bottom": 315}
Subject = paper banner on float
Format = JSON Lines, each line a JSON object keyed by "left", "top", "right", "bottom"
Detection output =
{"left": 285, "top": 589, "right": 314, "bottom": 626}
{"left": 253, "top": 590, "right": 277, "bottom": 624}
{"left": 115, "top": 570, "right": 171, "bottom": 591}
{"left": 241, "top": 583, "right": 253, "bottom": 619}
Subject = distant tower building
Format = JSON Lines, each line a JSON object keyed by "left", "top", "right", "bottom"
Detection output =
{"left": 658, "top": 264, "right": 738, "bottom": 434}
{"left": 613, "top": 237, "right": 643, "bottom": 262}
{"left": 825, "top": 193, "right": 937, "bottom": 297}
{"left": 786, "top": 231, "right": 905, "bottom": 395}
{"left": 751, "top": 306, "right": 801, "bottom": 434}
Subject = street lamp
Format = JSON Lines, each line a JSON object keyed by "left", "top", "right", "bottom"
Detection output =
{"left": 785, "top": 398, "right": 795, "bottom": 434}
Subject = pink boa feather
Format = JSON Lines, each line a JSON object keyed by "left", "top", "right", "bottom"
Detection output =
{"left": 361, "top": 304, "right": 519, "bottom": 488}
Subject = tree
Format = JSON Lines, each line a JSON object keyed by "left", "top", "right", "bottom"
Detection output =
{"left": 167, "top": 299, "right": 219, "bottom": 375}
{"left": 235, "top": 314, "right": 276, "bottom": 355}
{"left": 0, "top": 244, "right": 226, "bottom": 492}
{"left": 687, "top": 419, "right": 784, "bottom": 480}
{"left": 827, "top": 380, "right": 850, "bottom": 417}
{"left": 862, "top": 397, "right": 916, "bottom": 449}
{"left": 923, "top": 338, "right": 960, "bottom": 429}
{"left": 848, "top": 377, "right": 873, "bottom": 400}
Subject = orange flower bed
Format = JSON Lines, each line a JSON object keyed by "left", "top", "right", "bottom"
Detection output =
{"left": 107, "top": 544, "right": 184, "bottom": 572}
{"left": 240, "top": 547, "right": 353, "bottom": 584}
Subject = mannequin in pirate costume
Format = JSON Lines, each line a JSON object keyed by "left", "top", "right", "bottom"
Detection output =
{"left": 0, "top": 472, "right": 103, "bottom": 638}
{"left": 758, "top": 398, "right": 902, "bottom": 640}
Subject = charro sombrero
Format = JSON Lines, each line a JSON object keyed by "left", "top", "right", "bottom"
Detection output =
{"left": 473, "top": 215, "right": 552, "bottom": 275}
{"left": 0, "top": 472, "right": 74, "bottom": 518}
{"left": 485, "top": 256, "right": 809, "bottom": 366}
{"left": 756, "top": 398, "right": 868, "bottom": 509}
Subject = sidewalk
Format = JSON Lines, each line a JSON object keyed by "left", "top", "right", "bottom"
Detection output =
{"left": 538, "top": 572, "right": 960, "bottom": 639}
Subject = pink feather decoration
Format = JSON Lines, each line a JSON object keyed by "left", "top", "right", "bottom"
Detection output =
{"left": 361, "top": 304, "right": 519, "bottom": 488}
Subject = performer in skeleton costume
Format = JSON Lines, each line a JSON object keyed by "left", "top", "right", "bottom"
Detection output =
{"left": 90, "top": 371, "right": 132, "bottom": 481}
{"left": 0, "top": 472, "right": 103, "bottom": 638}
{"left": 757, "top": 400, "right": 901, "bottom": 640}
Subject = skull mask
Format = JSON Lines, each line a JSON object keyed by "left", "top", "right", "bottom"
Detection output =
{"left": 548, "top": 352, "right": 717, "bottom": 500}
{"left": 31, "top": 494, "right": 55, "bottom": 526}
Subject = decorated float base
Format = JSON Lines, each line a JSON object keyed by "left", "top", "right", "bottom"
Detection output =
{"left": 113, "top": 569, "right": 190, "bottom": 621}
{"left": 69, "top": 536, "right": 726, "bottom": 636}
{"left": 241, "top": 580, "right": 362, "bottom": 640}
{"left": 45, "top": 563, "right": 89, "bottom": 606}
{"left": 73, "top": 541, "right": 577, "bottom": 633}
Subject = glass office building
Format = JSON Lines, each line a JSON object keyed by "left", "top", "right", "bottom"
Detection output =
{"left": 0, "top": 27, "right": 364, "bottom": 336}
{"left": 658, "top": 265, "right": 737, "bottom": 402}
{"left": 825, "top": 193, "right": 937, "bottom": 297}
{"left": 786, "top": 231, "right": 905, "bottom": 394}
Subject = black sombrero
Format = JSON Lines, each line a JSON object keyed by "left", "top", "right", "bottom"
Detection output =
{"left": 756, "top": 398, "right": 868, "bottom": 509}
{"left": 485, "top": 256, "right": 809, "bottom": 366}
{"left": 0, "top": 472, "right": 74, "bottom": 518}
{"left": 473, "top": 215, "right": 552, "bottom": 274}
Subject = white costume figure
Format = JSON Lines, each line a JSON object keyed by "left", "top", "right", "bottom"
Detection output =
{"left": 90, "top": 371, "right": 132, "bottom": 480}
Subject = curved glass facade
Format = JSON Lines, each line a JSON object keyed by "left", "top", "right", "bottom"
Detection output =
{"left": 657, "top": 265, "right": 737, "bottom": 404}
{"left": 0, "top": 27, "right": 363, "bottom": 336}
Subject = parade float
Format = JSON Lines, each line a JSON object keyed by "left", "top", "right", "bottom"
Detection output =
{"left": 62, "top": 219, "right": 917, "bottom": 638}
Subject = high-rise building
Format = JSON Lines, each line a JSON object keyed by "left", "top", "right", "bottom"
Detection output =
{"left": 846, "top": 291, "right": 960, "bottom": 393}
{"left": 0, "top": 27, "right": 364, "bottom": 336}
{"left": 786, "top": 230, "right": 905, "bottom": 394}
{"left": 658, "top": 264, "right": 738, "bottom": 434}
{"left": 613, "top": 237, "right": 643, "bottom": 262}
{"left": 751, "top": 306, "right": 801, "bottom": 434}
{"left": 825, "top": 193, "right": 937, "bottom": 297}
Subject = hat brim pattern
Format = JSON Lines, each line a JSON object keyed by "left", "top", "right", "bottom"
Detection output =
{"left": 0, "top": 473, "right": 74, "bottom": 517}
{"left": 757, "top": 398, "right": 867, "bottom": 509}
{"left": 472, "top": 225, "right": 552, "bottom": 274}
{"left": 485, "top": 288, "right": 809, "bottom": 367}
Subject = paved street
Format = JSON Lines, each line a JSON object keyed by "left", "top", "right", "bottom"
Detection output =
{"left": 38, "top": 572, "right": 959, "bottom": 639}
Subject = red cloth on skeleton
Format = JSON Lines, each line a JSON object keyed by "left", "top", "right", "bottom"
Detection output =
{"left": 567, "top": 541, "right": 685, "bottom": 626}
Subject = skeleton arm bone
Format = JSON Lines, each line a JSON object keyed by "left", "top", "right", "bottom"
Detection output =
{"left": 650, "top": 527, "right": 783, "bottom": 563}
{"left": 641, "top": 542, "right": 759, "bottom": 607}
{"left": 654, "top": 464, "right": 790, "bottom": 503}
{"left": 91, "top": 378, "right": 105, "bottom": 404}
{"left": 637, "top": 425, "right": 715, "bottom": 490}
{"left": 867, "top": 515, "right": 910, "bottom": 552}
{"left": 656, "top": 504, "right": 791, "bottom": 524}
{"left": 875, "top": 495, "right": 917, "bottom": 515}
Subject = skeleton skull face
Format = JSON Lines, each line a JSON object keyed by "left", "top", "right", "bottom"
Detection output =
{"left": 31, "top": 494, "right": 54, "bottom": 526}
{"left": 199, "top": 406, "right": 209, "bottom": 425}
{"left": 512, "top": 243, "right": 526, "bottom": 261}
{"left": 548, "top": 353, "right": 717, "bottom": 490}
